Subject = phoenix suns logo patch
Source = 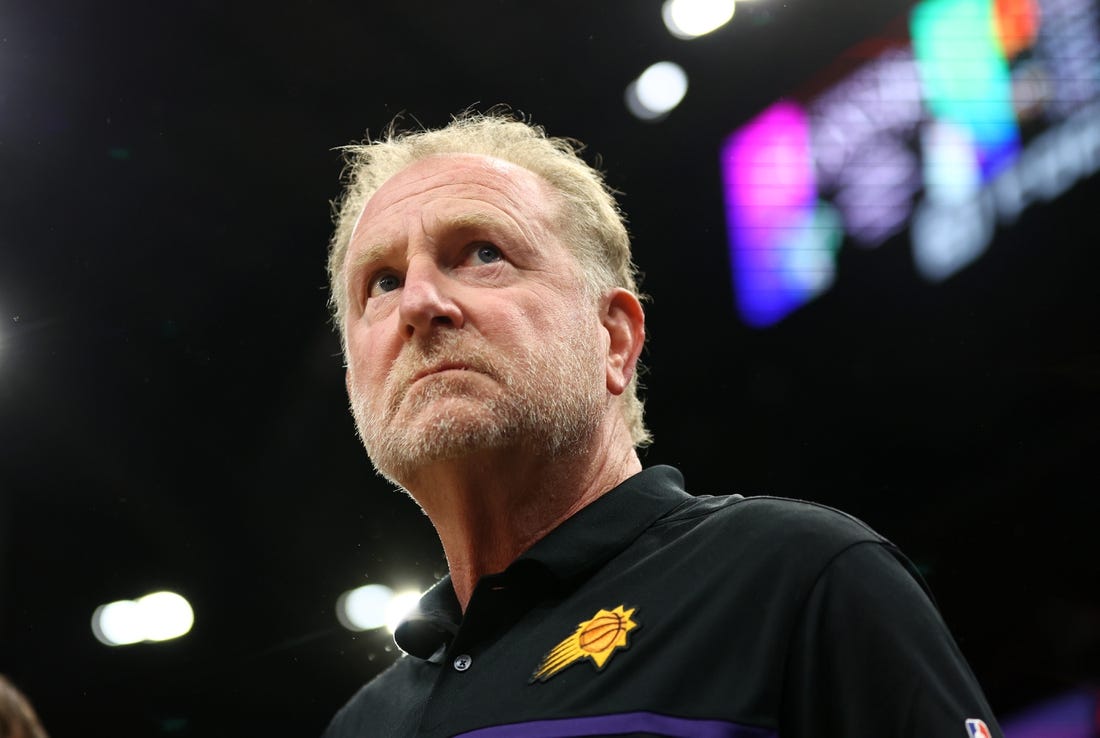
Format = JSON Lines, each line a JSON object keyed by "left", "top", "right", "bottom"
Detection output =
{"left": 530, "top": 605, "right": 639, "bottom": 683}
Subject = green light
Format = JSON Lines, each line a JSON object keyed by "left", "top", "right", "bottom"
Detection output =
{"left": 911, "top": 0, "right": 1020, "bottom": 177}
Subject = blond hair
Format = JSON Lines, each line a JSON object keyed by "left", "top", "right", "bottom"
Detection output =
{"left": 327, "top": 110, "right": 650, "bottom": 446}
{"left": 0, "top": 674, "right": 49, "bottom": 738}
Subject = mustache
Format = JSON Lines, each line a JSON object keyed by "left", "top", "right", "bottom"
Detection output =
{"left": 383, "top": 332, "right": 502, "bottom": 412}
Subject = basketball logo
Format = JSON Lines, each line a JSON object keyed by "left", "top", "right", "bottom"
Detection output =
{"left": 531, "top": 605, "right": 639, "bottom": 683}
{"left": 578, "top": 611, "right": 628, "bottom": 653}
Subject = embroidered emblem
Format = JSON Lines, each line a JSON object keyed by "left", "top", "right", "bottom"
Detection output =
{"left": 965, "top": 718, "right": 992, "bottom": 738}
{"left": 530, "top": 605, "right": 639, "bottom": 683}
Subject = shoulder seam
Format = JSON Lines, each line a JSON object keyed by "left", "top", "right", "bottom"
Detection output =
{"left": 648, "top": 494, "right": 744, "bottom": 527}
{"left": 650, "top": 495, "right": 891, "bottom": 547}
{"left": 780, "top": 538, "right": 903, "bottom": 696}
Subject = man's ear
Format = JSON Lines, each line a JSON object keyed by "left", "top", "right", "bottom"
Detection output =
{"left": 602, "top": 288, "right": 646, "bottom": 396}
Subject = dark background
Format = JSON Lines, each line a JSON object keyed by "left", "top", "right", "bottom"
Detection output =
{"left": 1, "top": 0, "right": 1097, "bottom": 735}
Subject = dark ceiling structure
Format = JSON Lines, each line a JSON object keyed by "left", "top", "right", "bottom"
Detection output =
{"left": 1, "top": 0, "right": 1098, "bottom": 735}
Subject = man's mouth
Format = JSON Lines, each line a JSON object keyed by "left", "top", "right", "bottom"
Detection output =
{"left": 411, "top": 362, "right": 476, "bottom": 383}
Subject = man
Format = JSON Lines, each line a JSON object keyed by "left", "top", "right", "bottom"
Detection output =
{"left": 322, "top": 112, "right": 1003, "bottom": 738}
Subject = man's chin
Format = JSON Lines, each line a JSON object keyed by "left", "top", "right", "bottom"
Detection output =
{"left": 363, "top": 406, "right": 515, "bottom": 480}
{"left": 396, "top": 394, "right": 503, "bottom": 434}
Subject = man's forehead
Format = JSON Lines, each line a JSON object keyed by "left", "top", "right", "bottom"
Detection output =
{"left": 371, "top": 154, "right": 540, "bottom": 206}
{"left": 350, "top": 153, "right": 555, "bottom": 243}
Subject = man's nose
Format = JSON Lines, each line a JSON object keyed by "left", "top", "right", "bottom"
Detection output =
{"left": 398, "top": 258, "right": 464, "bottom": 339}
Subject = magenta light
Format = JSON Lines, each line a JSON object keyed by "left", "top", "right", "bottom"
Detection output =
{"left": 721, "top": 100, "right": 832, "bottom": 327}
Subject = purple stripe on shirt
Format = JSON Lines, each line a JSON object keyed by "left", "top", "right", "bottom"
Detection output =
{"left": 451, "top": 711, "right": 777, "bottom": 738}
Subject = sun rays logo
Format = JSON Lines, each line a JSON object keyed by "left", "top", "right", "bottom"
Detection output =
{"left": 530, "top": 605, "right": 639, "bottom": 683}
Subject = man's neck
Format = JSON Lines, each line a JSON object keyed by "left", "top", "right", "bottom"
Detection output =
{"left": 399, "top": 427, "right": 642, "bottom": 612}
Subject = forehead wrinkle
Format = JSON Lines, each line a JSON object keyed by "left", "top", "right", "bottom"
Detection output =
{"left": 423, "top": 206, "right": 538, "bottom": 249}
{"left": 348, "top": 176, "right": 458, "bottom": 248}
{"left": 346, "top": 157, "right": 564, "bottom": 275}
{"left": 345, "top": 189, "right": 464, "bottom": 281}
{"left": 434, "top": 172, "right": 565, "bottom": 253}
{"left": 345, "top": 207, "right": 520, "bottom": 285}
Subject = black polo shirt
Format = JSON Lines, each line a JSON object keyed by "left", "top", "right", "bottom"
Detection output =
{"left": 323, "top": 466, "right": 1002, "bottom": 738}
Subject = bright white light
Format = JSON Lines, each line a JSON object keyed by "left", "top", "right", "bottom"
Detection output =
{"left": 922, "top": 120, "right": 981, "bottom": 203}
{"left": 91, "top": 591, "right": 194, "bottom": 646}
{"left": 912, "top": 197, "right": 992, "bottom": 282}
{"left": 137, "top": 591, "right": 194, "bottom": 642}
{"left": 385, "top": 591, "right": 423, "bottom": 634}
{"left": 625, "top": 62, "right": 689, "bottom": 121}
{"left": 662, "top": 0, "right": 736, "bottom": 39}
{"left": 92, "top": 600, "right": 145, "bottom": 646}
{"left": 336, "top": 584, "right": 394, "bottom": 631}
{"left": 334, "top": 585, "right": 423, "bottom": 634}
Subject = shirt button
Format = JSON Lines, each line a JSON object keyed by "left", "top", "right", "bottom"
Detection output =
{"left": 453, "top": 654, "right": 473, "bottom": 672}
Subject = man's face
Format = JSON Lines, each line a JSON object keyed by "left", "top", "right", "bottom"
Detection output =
{"left": 341, "top": 154, "right": 607, "bottom": 484}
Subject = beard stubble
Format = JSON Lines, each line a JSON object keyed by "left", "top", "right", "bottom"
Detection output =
{"left": 349, "top": 323, "right": 605, "bottom": 486}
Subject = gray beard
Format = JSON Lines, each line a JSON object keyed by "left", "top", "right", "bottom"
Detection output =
{"left": 349, "top": 327, "right": 604, "bottom": 487}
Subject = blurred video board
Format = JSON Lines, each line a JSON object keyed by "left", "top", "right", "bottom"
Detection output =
{"left": 721, "top": 0, "right": 1100, "bottom": 327}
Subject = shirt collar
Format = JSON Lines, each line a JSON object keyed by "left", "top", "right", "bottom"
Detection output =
{"left": 394, "top": 465, "right": 691, "bottom": 659}
{"left": 513, "top": 464, "right": 691, "bottom": 580}
{"left": 393, "top": 575, "right": 463, "bottom": 662}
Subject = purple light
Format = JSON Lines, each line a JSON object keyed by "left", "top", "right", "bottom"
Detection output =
{"left": 1001, "top": 689, "right": 1099, "bottom": 738}
{"left": 721, "top": 101, "right": 836, "bottom": 327}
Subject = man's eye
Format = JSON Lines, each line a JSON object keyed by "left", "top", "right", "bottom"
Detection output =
{"left": 470, "top": 243, "right": 503, "bottom": 264}
{"left": 368, "top": 272, "right": 402, "bottom": 297}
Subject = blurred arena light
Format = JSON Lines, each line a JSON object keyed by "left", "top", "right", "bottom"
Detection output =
{"left": 385, "top": 591, "right": 423, "bottom": 633}
{"left": 336, "top": 584, "right": 423, "bottom": 634}
{"left": 91, "top": 591, "right": 194, "bottom": 646}
{"left": 335, "top": 583, "right": 394, "bottom": 631}
{"left": 625, "top": 61, "right": 689, "bottom": 121}
{"left": 662, "top": 0, "right": 736, "bottom": 39}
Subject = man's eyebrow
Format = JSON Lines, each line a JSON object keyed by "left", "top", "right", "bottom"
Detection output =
{"left": 347, "top": 242, "right": 392, "bottom": 279}
{"left": 348, "top": 211, "right": 519, "bottom": 276}
{"left": 439, "top": 211, "right": 532, "bottom": 247}
{"left": 439, "top": 211, "right": 508, "bottom": 232}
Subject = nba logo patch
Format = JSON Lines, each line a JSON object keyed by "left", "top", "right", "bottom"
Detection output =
{"left": 965, "top": 718, "right": 992, "bottom": 737}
